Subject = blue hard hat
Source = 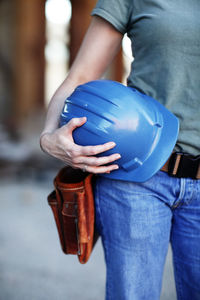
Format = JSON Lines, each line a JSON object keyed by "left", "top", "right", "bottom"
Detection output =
{"left": 60, "top": 80, "right": 179, "bottom": 182}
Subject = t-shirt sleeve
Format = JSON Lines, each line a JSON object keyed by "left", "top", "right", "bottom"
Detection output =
{"left": 91, "top": 0, "right": 133, "bottom": 34}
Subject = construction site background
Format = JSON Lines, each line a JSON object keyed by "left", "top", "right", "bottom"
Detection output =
{"left": 0, "top": 0, "right": 176, "bottom": 299}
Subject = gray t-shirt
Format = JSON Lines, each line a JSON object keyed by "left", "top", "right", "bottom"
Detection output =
{"left": 92, "top": 0, "right": 200, "bottom": 155}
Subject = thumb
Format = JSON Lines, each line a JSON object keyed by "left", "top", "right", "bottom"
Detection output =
{"left": 64, "top": 117, "right": 87, "bottom": 134}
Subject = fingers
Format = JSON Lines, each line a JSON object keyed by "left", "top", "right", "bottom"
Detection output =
{"left": 69, "top": 151, "right": 121, "bottom": 174}
{"left": 82, "top": 164, "right": 119, "bottom": 174}
{"left": 53, "top": 151, "right": 120, "bottom": 174}
{"left": 72, "top": 152, "right": 121, "bottom": 166}
{"left": 73, "top": 141, "right": 117, "bottom": 156}
{"left": 42, "top": 119, "right": 121, "bottom": 174}
{"left": 61, "top": 139, "right": 120, "bottom": 174}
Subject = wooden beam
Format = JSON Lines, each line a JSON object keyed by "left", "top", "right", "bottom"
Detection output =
{"left": 69, "top": 0, "right": 123, "bottom": 82}
{"left": 14, "top": 0, "right": 45, "bottom": 123}
{"left": 69, "top": 0, "right": 95, "bottom": 65}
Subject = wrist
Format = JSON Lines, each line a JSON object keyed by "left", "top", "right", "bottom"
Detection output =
{"left": 39, "top": 131, "right": 51, "bottom": 153}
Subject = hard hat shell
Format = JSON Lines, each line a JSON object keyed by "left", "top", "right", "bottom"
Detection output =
{"left": 60, "top": 80, "right": 179, "bottom": 182}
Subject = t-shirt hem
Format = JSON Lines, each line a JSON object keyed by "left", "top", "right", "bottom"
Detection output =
{"left": 91, "top": 8, "right": 126, "bottom": 34}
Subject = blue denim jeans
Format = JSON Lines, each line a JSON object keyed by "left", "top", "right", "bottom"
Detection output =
{"left": 94, "top": 170, "right": 200, "bottom": 300}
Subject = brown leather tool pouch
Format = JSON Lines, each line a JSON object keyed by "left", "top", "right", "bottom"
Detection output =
{"left": 47, "top": 167, "right": 99, "bottom": 264}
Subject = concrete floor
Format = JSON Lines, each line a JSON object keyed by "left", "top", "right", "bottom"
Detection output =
{"left": 0, "top": 177, "right": 177, "bottom": 300}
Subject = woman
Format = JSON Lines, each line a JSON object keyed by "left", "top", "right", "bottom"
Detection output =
{"left": 40, "top": 0, "right": 200, "bottom": 299}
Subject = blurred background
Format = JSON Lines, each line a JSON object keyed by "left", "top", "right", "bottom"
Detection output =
{"left": 0, "top": 0, "right": 176, "bottom": 299}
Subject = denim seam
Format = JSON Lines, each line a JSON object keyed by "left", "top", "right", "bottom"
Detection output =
{"left": 182, "top": 180, "right": 194, "bottom": 207}
{"left": 95, "top": 182, "right": 112, "bottom": 300}
{"left": 178, "top": 178, "right": 186, "bottom": 202}
{"left": 172, "top": 178, "right": 186, "bottom": 209}
{"left": 173, "top": 252, "right": 184, "bottom": 300}
{"left": 95, "top": 183, "right": 103, "bottom": 234}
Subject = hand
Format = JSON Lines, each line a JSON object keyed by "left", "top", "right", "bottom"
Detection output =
{"left": 40, "top": 117, "right": 120, "bottom": 174}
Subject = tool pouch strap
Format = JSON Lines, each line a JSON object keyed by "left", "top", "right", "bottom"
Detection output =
{"left": 47, "top": 166, "right": 98, "bottom": 264}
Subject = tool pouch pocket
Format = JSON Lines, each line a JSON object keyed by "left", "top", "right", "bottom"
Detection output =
{"left": 47, "top": 167, "right": 98, "bottom": 264}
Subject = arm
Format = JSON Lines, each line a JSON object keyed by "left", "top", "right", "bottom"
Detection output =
{"left": 40, "top": 16, "right": 123, "bottom": 173}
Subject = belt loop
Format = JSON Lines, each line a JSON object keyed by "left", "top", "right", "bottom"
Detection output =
{"left": 197, "top": 164, "right": 200, "bottom": 179}
{"left": 167, "top": 152, "right": 182, "bottom": 177}
{"left": 171, "top": 153, "right": 182, "bottom": 176}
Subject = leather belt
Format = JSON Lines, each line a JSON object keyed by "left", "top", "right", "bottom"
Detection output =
{"left": 161, "top": 152, "right": 200, "bottom": 179}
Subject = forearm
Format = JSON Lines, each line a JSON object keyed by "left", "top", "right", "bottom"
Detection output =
{"left": 41, "top": 16, "right": 123, "bottom": 135}
{"left": 41, "top": 78, "right": 77, "bottom": 135}
{"left": 40, "top": 16, "right": 122, "bottom": 172}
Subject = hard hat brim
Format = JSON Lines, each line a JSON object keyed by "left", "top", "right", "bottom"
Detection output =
{"left": 101, "top": 97, "right": 179, "bottom": 183}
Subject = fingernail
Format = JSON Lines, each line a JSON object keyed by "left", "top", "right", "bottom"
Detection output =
{"left": 109, "top": 142, "right": 116, "bottom": 147}
{"left": 114, "top": 165, "right": 119, "bottom": 170}
{"left": 116, "top": 154, "right": 121, "bottom": 159}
